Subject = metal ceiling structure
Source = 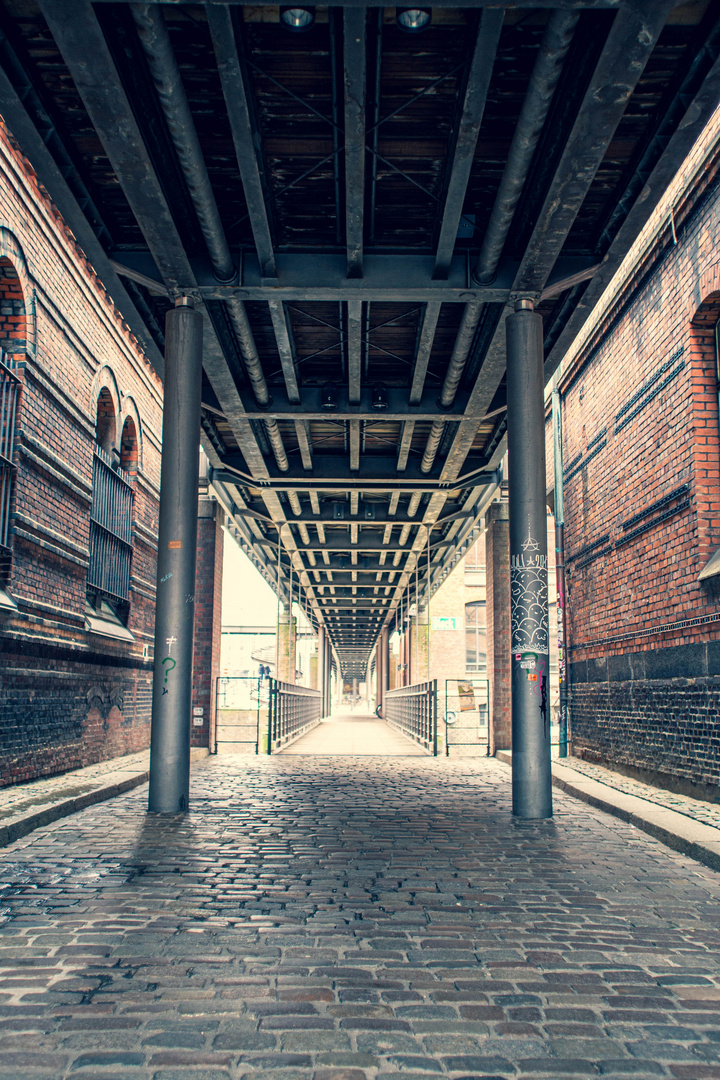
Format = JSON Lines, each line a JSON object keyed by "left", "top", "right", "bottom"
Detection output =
{"left": 1, "top": 0, "right": 719, "bottom": 680}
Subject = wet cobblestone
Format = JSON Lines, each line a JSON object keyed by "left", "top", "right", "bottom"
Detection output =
{"left": 1, "top": 755, "right": 720, "bottom": 1079}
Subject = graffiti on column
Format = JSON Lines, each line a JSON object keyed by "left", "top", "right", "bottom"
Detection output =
{"left": 511, "top": 528, "right": 549, "bottom": 655}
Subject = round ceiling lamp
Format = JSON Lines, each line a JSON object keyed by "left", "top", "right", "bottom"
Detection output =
{"left": 396, "top": 8, "right": 432, "bottom": 33}
{"left": 280, "top": 6, "right": 315, "bottom": 33}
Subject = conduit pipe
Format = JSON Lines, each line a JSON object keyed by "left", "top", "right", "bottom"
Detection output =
{"left": 131, "top": 4, "right": 288, "bottom": 467}
{"left": 421, "top": 10, "right": 577, "bottom": 477}
{"left": 473, "top": 9, "right": 578, "bottom": 285}
{"left": 421, "top": 299, "right": 484, "bottom": 473}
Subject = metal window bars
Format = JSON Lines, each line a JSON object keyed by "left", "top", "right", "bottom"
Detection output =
{"left": 0, "top": 351, "right": 20, "bottom": 558}
{"left": 87, "top": 442, "right": 134, "bottom": 602}
{"left": 384, "top": 679, "right": 438, "bottom": 755}
{"left": 267, "top": 679, "right": 323, "bottom": 753}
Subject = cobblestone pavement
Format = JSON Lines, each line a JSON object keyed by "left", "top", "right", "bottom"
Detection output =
{"left": 2, "top": 755, "right": 720, "bottom": 1080}
{"left": 560, "top": 758, "right": 720, "bottom": 833}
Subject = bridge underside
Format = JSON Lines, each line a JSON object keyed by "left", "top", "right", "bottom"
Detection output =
{"left": 0, "top": 0, "right": 718, "bottom": 687}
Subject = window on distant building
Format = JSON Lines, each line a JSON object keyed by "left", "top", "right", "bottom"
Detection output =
{"left": 86, "top": 390, "right": 135, "bottom": 634}
{"left": 465, "top": 600, "right": 486, "bottom": 673}
{"left": 465, "top": 537, "right": 486, "bottom": 583}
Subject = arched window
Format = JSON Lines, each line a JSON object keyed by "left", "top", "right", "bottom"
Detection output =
{"left": 0, "top": 257, "right": 25, "bottom": 585}
{"left": 465, "top": 600, "right": 486, "bottom": 674}
{"left": 120, "top": 416, "right": 139, "bottom": 477}
{"left": 86, "top": 388, "right": 134, "bottom": 624}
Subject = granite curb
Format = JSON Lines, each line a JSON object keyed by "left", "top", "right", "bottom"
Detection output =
{"left": 0, "top": 747, "right": 210, "bottom": 849}
{"left": 496, "top": 748, "right": 720, "bottom": 873}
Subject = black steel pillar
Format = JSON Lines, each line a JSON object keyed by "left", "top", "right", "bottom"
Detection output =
{"left": 148, "top": 298, "right": 203, "bottom": 814}
{"left": 506, "top": 298, "right": 552, "bottom": 819}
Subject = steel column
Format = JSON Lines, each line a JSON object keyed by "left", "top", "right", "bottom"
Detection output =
{"left": 506, "top": 299, "right": 552, "bottom": 820}
{"left": 148, "top": 300, "right": 203, "bottom": 814}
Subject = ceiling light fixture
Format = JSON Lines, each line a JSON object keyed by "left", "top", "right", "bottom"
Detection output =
{"left": 321, "top": 383, "right": 338, "bottom": 410}
{"left": 396, "top": 8, "right": 432, "bottom": 33}
{"left": 280, "top": 6, "right": 315, "bottom": 32}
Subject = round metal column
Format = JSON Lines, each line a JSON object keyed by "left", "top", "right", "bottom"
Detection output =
{"left": 148, "top": 299, "right": 204, "bottom": 814}
{"left": 506, "top": 299, "right": 552, "bottom": 819}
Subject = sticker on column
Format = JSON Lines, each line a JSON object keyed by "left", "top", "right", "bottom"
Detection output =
{"left": 169, "top": 540, "right": 182, "bottom": 549}
{"left": 511, "top": 526, "right": 548, "bottom": 655}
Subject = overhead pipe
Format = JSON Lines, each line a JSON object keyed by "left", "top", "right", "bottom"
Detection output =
{"left": 473, "top": 10, "right": 578, "bottom": 285}
{"left": 421, "top": 11, "right": 577, "bottom": 478}
{"left": 420, "top": 300, "right": 484, "bottom": 473}
{"left": 131, "top": 4, "right": 288, "bottom": 465}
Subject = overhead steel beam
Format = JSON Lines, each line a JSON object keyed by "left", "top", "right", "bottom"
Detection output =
{"left": 38, "top": 0, "right": 271, "bottom": 484}
{"left": 0, "top": 30, "right": 163, "bottom": 373}
{"left": 205, "top": 4, "right": 276, "bottom": 279}
{"left": 512, "top": 0, "right": 675, "bottom": 296}
{"left": 439, "top": 0, "right": 672, "bottom": 485}
{"left": 545, "top": 12, "right": 720, "bottom": 378}
{"left": 433, "top": 9, "right": 504, "bottom": 278}
{"left": 92, "top": 1, "right": 633, "bottom": 10}
{"left": 409, "top": 301, "right": 442, "bottom": 404}
{"left": 213, "top": 455, "right": 494, "bottom": 485}
{"left": 473, "top": 9, "right": 578, "bottom": 284}
{"left": 111, "top": 250, "right": 597, "bottom": 303}
{"left": 344, "top": 7, "right": 366, "bottom": 277}
{"left": 347, "top": 299, "right": 363, "bottom": 404}
{"left": 203, "top": 382, "right": 483, "bottom": 421}
{"left": 267, "top": 299, "right": 300, "bottom": 402}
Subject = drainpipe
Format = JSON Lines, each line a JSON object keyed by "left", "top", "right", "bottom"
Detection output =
{"left": 552, "top": 381, "right": 569, "bottom": 757}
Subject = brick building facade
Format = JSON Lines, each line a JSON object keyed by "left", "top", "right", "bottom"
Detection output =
{"left": 0, "top": 120, "right": 165, "bottom": 786}
{"left": 550, "top": 108, "right": 720, "bottom": 798}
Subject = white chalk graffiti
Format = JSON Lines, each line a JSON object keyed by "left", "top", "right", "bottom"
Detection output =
{"left": 511, "top": 529, "right": 549, "bottom": 654}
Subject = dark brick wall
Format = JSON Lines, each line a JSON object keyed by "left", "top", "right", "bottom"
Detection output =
{"left": 570, "top": 643, "right": 720, "bottom": 796}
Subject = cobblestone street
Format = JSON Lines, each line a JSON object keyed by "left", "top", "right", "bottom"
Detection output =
{"left": 2, "top": 755, "right": 720, "bottom": 1080}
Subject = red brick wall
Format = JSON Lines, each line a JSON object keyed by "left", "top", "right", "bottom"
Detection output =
{"left": 486, "top": 504, "right": 511, "bottom": 751}
{"left": 550, "top": 137, "right": 720, "bottom": 792}
{"left": 191, "top": 500, "right": 224, "bottom": 749}
{"left": 0, "top": 119, "right": 164, "bottom": 785}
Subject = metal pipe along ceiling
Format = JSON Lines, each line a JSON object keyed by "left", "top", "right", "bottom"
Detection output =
{"left": 422, "top": 9, "right": 577, "bottom": 477}
{"left": 473, "top": 9, "right": 579, "bottom": 285}
{"left": 131, "top": 4, "right": 287, "bottom": 465}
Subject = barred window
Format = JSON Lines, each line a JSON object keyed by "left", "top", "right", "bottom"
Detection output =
{"left": 0, "top": 352, "right": 20, "bottom": 583}
{"left": 86, "top": 391, "right": 135, "bottom": 621}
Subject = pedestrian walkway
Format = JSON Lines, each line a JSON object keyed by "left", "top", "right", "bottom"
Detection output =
{"left": 280, "top": 712, "right": 426, "bottom": 756}
{"left": 0, "top": 748, "right": 208, "bottom": 848}
{"left": 2, "top": 755, "right": 720, "bottom": 1080}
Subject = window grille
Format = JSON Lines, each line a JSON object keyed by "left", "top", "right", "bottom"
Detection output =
{"left": 0, "top": 351, "right": 20, "bottom": 557}
{"left": 87, "top": 443, "right": 133, "bottom": 603}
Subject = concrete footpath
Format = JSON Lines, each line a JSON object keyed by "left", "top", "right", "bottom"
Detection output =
{"left": 0, "top": 747, "right": 209, "bottom": 848}
{"left": 497, "top": 750, "right": 720, "bottom": 873}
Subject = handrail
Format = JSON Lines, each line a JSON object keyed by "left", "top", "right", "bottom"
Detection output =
{"left": 268, "top": 679, "right": 323, "bottom": 753}
{"left": 385, "top": 679, "right": 438, "bottom": 755}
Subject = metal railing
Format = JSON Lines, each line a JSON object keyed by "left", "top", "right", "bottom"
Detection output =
{"left": 0, "top": 352, "right": 20, "bottom": 559}
{"left": 385, "top": 680, "right": 438, "bottom": 755}
{"left": 88, "top": 443, "right": 133, "bottom": 602}
{"left": 215, "top": 675, "right": 268, "bottom": 754}
{"left": 444, "top": 678, "right": 490, "bottom": 756}
{"left": 268, "top": 680, "right": 323, "bottom": 753}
